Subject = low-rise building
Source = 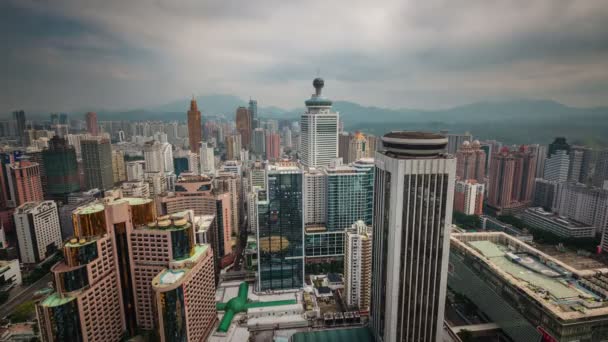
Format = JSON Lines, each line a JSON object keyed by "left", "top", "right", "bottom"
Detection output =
{"left": 450, "top": 232, "right": 608, "bottom": 342}
{"left": 522, "top": 207, "right": 596, "bottom": 238}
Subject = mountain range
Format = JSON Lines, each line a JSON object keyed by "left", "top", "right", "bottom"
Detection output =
{"left": 7, "top": 95, "right": 608, "bottom": 146}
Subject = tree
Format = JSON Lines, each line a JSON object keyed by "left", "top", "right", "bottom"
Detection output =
{"left": 10, "top": 301, "right": 35, "bottom": 323}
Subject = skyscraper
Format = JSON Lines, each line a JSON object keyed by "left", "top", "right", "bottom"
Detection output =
{"left": 42, "top": 136, "right": 80, "bottom": 200}
{"left": 187, "top": 98, "right": 202, "bottom": 154}
{"left": 13, "top": 201, "right": 62, "bottom": 264}
{"left": 12, "top": 110, "right": 26, "bottom": 145}
{"left": 454, "top": 179, "right": 485, "bottom": 215}
{"left": 236, "top": 106, "right": 252, "bottom": 148}
{"left": 249, "top": 99, "right": 258, "bottom": 129}
{"left": 257, "top": 162, "right": 303, "bottom": 291}
{"left": 225, "top": 135, "right": 242, "bottom": 161}
{"left": 544, "top": 137, "right": 570, "bottom": 183}
{"left": 444, "top": 131, "right": 473, "bottom": 154}
{"left": 487, "top": 146, "right": 537, "bottom": 215}
{"left": 300, "top": 78, "right": 338, "bottom": 168}
{"left": 344, "top": 221, "right": 372, "bottom": 311}
{"left": 338, "top": 132, "right": 351, "bottom": 162}
{"left": 200, "top": 141, "right": 215, "bottom": 175}
{"left": 265, "top": 132, "right": 281, "bottom": 160}
{"left": 455, "top": 140, "right": 486, "bottom": 183}
{"left": 370, "top": 131, "right": 455, "bottom": 342}
{"left": 81, "top": 138, "right": 113, "bottom": 190}
{"left": 348, "top": 132, "right": 368, "bottom": 163}
{"left": 85, "top": 111, "right": 98, "bottom": 136}
{"left": 111, "top": 150, "right": 126, "bottom": 183}
{"left": 251, "top": 128, "right": 266, "bottom": 157}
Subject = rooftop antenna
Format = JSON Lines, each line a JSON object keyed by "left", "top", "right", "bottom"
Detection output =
{"left": 316, "top": 67, "right": 320, "bottom": 77}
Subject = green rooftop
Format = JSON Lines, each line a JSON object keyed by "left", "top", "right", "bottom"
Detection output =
{"left": 41, "top": 292, "right": 76, "bottom": 307}
{"left": 76, "top": 203, "right": 104, "bottom": 215}
{"left": 469, "top": 240, "right": 579, "bottom": 299}
{"left": 291, "top": 327, "right": 373, "bottom": 342}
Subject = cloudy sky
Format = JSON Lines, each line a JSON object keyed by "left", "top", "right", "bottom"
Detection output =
{"left": 2, "top": 0, "right": 608, "bottom": 113}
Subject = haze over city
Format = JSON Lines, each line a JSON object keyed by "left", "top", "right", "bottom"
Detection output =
{"left": 2, "top": 0, "right": 608, "bottom": 112}
{"left": 3, "top": 1, "right": 608, "bottom": 342}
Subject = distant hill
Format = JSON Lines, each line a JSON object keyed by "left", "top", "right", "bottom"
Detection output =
{"left": 3, "top": 95, "right": 607, "bottom": 146}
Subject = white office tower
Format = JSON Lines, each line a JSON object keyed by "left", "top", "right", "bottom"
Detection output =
{"left": 200, "top": 141, "right": 216, "bottom": 175}
{"left": 300, "top": 78, "right": 338, "bottom": 168}
{"left": 371, "top": 132, "right": 456, "bottom": 342}
{"left": 126, "top": 160, "right": 145, "bottom": 181}
{"left": 13, "top": 201, "right": 62, "bottom": 264}
{"left": 303, "top": 168, "right": 327, "bottom": 226}
{"left": 544, "top": 149, "right": 570, "bottom": 183}
{"left": 344, "top": 220, "right": 372, "bottom": 311}
{"left": 144, "top": 141, "right": 164, "bottom": 172}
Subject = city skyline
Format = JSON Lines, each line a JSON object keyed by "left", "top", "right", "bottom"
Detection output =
{"left": 2, "top": 1, "right": 608, "bottom": 113}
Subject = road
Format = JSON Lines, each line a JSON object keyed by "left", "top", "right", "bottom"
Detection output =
{"left": 0, "top": 273, "right": 52, "bottom": 318}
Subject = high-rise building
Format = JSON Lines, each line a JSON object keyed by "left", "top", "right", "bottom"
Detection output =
{"left": 568, "top": 146, "right": 586, "bottom": 183}
{"left": 131, "top": 212, "right": 217, "bottom": 340}
{"left": 371, "top": 131, "right": 455, "bottom": 342}
{"left": 592, "top": 149, "right": 608, "bottom": 189}
{"left": 249, "top": 99, "right": 258, "bottom": 129}
{"left": 300, "top": 78, "right": 338, "bottom": 168}
{"left": 533, "top": 178, "right": 559, "bottom": 211}
{"left": 326, "top": 158, "right": 374, "bottom": 231}
{"left": 251, "top": 128, "right": 266, "bottom": 157}
{"left": 187, "top": 98, "right": 202, "bottom": 154}
{"left": 5, "top": 160, "right": 44, "bottom": 208}
{"left": 249, "top": 161, "right": 266, "bottom": 191}
{"left": 347, "top": 132, "right": 368, "bottom": 163}
{"left": 85, "top": 112, "right": 98, "bottom": 136}
{"left": 445, "top": 131, "right": 473, "bottom": 154}
{"left": 257, "top": 162, "right": 303, "bottom": 291}
{"left": 303, "top": 168, "right": 327, "bottom": 226}
{"left": 214, "top": 173, "right": 240, "bottom": 235}
{"left": 37, "top": 196, "right": 217, "bottom": 341}
{"left": 454, "top": 179, "right": 485, "bottom": 215}
{"left": 225, "top": 135, "right": 242, "bottom": 161}
{"left": 158, "top": 174, "right": 216, "bottom": 216}
{"left": 554, "top": 182, "right": 608, "bottom": 236}
{"left": 338, "top": 132, "right": 351, "bottom": 163}
{"left": 120, "top": 180, "right": 150, "bottom": 198}
{"left": 126, "top": 161, "right": 145, "bottom": 181}
{"left": 13, "top": 201, "right": 61, "bottom": 264}
{"left": 236, "top": 106, "right": 252, "bottom": 148}
{"left": 544, "top": 137, "right": 571, "bottom": 183}
{"left": 111, "top": 150, "right": 126, "bottom": 183}
{"left": 265, "top": 132, "right": 281, "bottom": 160}
{"left": 200, "top": 141, "right": 215, "bottom": 175}
{"left": 282, "top": 127, "right": 293, "bottom": 148}
{"left": 13, "top": 110, "right": 26, "bottom": 144}
{"left": 487, "top": 146, "right": 537, "bottom": 215}
{"left": 344, "top": 221, "right": 372, "bottom": 311}
{"left": 81, "top": 138, "right": 113, "bottom": 190}
{"left": 531, "top": 144, "right": 548, "bottom": 178}
{"left": 42, "top": 136, "right": 80, "bottom": 200}
{"left": 455, "top": 140, "right": 486, "bottom": 183}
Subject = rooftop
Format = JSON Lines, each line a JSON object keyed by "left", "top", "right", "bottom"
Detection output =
{"left": 452, "top": 232, "right": 608, "bottom": 320}
{"left": 291, "top": 327, "right": 373, "bottom": 342}
{"left": 75, "top": 202, "right": 104, "bottom": 215}
{"left": 41, "top": 292, "right": 76, "bottom": 308}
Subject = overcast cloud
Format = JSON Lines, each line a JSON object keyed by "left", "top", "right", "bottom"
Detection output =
{"left": 1, "top": 0, "right": 608, "bottom": 113}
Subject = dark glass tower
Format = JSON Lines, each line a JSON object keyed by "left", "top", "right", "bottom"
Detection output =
{"left": 43, "top": 136, "right": 80, "bottom": 201}
{"left": 257, "top": 163, "right": 303, "bottom": 291}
